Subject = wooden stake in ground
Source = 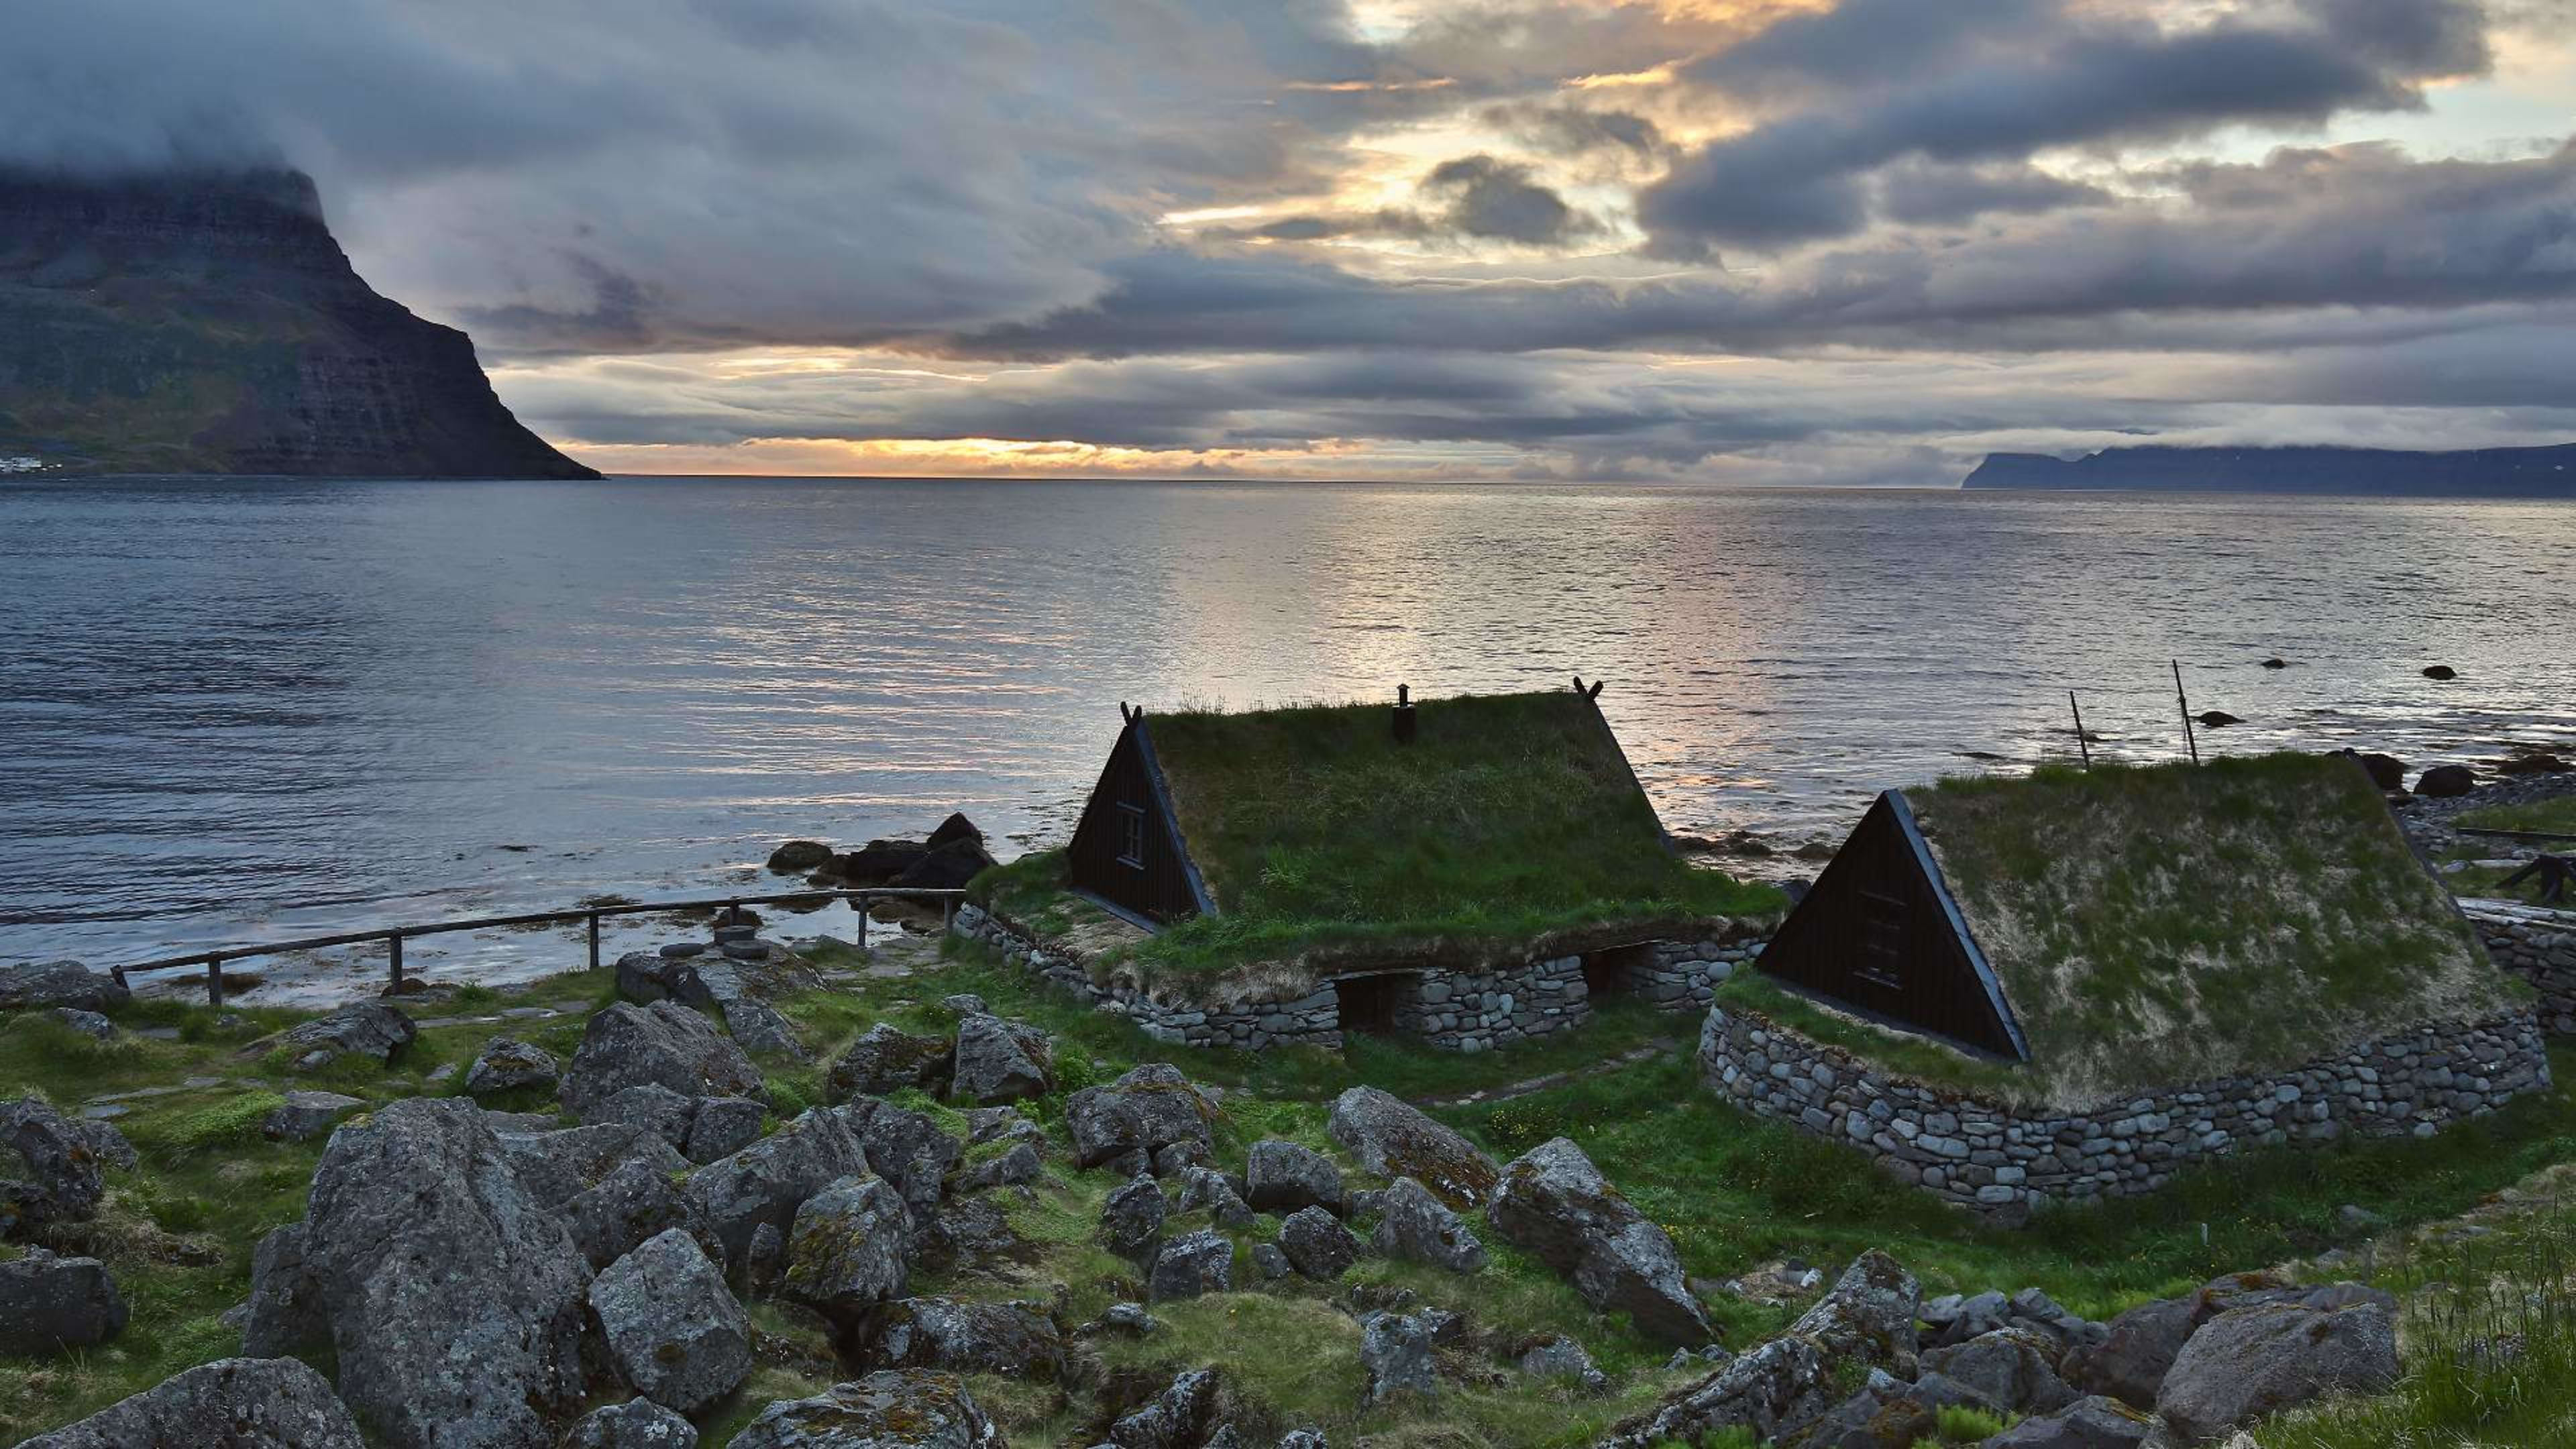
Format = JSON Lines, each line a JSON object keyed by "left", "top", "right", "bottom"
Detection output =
{"left": 2173, "top": 659, "right": 2200, "bottom": 765}
{"left": 2069, "top": 691, "right": 2091, "bottom": 769}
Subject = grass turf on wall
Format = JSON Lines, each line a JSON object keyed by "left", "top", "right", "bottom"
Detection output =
{"left": 1909, "top": 753, "right": 2522, "bottom": 1106}
{"left": 983, "top": 690, "right": 1782, "bottom": 988}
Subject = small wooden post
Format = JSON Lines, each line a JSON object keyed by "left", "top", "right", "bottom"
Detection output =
{"left": 2068, "top": 691, "right": 2091, "bottom": 769}
{"left": 205, "top": 958, "right": 224, "bottom": 1008}
{"left": 587, "top": 913, "right": 602, "bottom": 972}
{"left": 388, "top": 934, "right": 405, "bottom": 993}
{"left": 2173, "top": 659, "right": 2200, "bottom": 765}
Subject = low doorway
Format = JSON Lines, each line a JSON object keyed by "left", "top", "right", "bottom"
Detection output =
{"left": 1581, "top": 943, "right": 1654, "bottom": 1000}
{"left": 1334, "top": 973, "right": 1413, "bottom": 1036}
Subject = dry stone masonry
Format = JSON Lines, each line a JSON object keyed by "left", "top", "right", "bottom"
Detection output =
{"left": 951, "top": 902, "right": 1769, "bottom": 1053}
{"left": 2467, "top": 900, "right": 2576, "bottom": 1036}
{"left": 1698, "top": 1003, "right": 2551, "bottom": 1212}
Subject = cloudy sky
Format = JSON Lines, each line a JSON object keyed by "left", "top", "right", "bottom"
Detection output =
{"left": 13, "top": 0, "right": 2575, "bottom": 483}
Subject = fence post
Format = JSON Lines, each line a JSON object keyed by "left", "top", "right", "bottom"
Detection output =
{"left": 588, "top": 913, "right": 601, "bottom": 972}
{"left": 389, "top": 934, "right": 405, "bottom": 994}
{"left": 205, "top": 957, "right": 224, "bottom": 1008}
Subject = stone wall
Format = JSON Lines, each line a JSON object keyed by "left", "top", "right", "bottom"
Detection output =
{"left": 1387, "top": 956, "right": 1590, "bottom": 1051}
{"left": 1697, "top": 1002, "right": 2551, "bottom": 1212}
{"left": 2466, "top": 900, "right": 2576, "bottom": 1036}
{"left": 949, "top": 902, "right": 1770, "bottom": 1053}
{"left": 1633, "top": 928, "right": 1770, "bottom": 1011}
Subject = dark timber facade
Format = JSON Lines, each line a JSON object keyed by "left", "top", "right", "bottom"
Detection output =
{"left": 1067, "top": 708, "right": 1215, "bottom": 926}
{"left": 1757, "top": 790, "right": 2030, "bottom": 1060}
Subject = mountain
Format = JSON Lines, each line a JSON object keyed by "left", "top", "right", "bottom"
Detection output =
{"left": 1963, "top": 442, "right": 2576, "bottom": 497}
{"left": 0, "top": 167, "right": 597, "bottom": 478}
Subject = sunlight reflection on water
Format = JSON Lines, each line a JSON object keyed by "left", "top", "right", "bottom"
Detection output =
{"left": 3, "top": 475, "right": 2570, "bottom": 974}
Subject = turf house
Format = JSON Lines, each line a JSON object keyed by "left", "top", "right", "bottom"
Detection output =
{"left": 953, "top": 684, "right": 1783, "bottom": 1051}
{"left": 1703, "top": 752, "right": 2555, "bottom": 1210}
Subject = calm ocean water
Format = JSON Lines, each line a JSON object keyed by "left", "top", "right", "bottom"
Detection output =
{"left": 3, "top": 476, "right": 2571, "bottom": 984}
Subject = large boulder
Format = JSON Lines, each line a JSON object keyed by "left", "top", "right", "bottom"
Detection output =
{"left": 927, "top": 812, "right": 985, "bottom": 851}
{"left": 590, "top": 1229, "right": 753, "bottom": 1413}
{"left": 729, "top": 1371, "right": 1007, "bottom": 1449}
{"left": 1373, "top": 1175, "right": 1487, "bottom": 1274}
{"left": 276, "top": 1001, "right": 416, "bottom": 1071}
{"left": 837, "top": 839, "right": 932, "bottom": 886}
{"left": 2156, "top": 1301, "right": 2398, "bottom": 1442}
{"left": 1986, "top": 1394, "right": 2168, "bottom": 1448}
{"left": 0, "top": 1247, "right": 127, "bottom": 1353}
{"left": 890, "top": 837, "right": 994, "bottom": 890}
{"left": 1277, "top": 1205, "right": 1361, "bottom": 1281}
{"left": 1603, "top": 1335, "right": 1834, "bottom": 1448}
{"left": 948, "top": 1014, "right": 1051, "bottom": 1104}
{"left": 769, "top": 840, "right": 837, "bottom": 873}
{"left": 2415, "top": 763, "right": 2477, "bottom": 798}
{"left": 1919, "top": 1326, "right": 2079, "bottom": 1415}
{"left": 827, "top": 1022, "right": 953, "bottom": 1100}
{"left": 1107, "top": 1366, "right": 1219, "bottom": 1449}
{"left": 568, "top": 1155, "right": 719, "bottom": 1269}
{"left": 301, "top": 1097, "right": 592, "bottom": 1449}
{"left": 1148, "top": 1228, "right": 1235, "bottom": 1301}
{"left": 242, "top": 1222, "right": 327, "bottom": 1356}
{"left": 495, "top": 1121, "right": 691, "bottom": 1211}
{"left": 1102, "top": 1175, "right": 1169, "bottom": 1260}
{"left": 782, "top": 1174, "right": 916, "bottom": 1318}
{"left": 1326, "top": 1085, "right": 1499, "bottom": 1208}
{"left": 686, "top": 1096, "right": 765, "bottom": 1163}
{"left": 863, "top": 1296, "right": 1066, "bottom": 1379}
{"left": 1244, "top": 1139, "right": 1345, "bottom": 1216}
{"left": 843, "top": 1095, "right": 963, "bottom": 1214}
{"left": 1171, "top": 1165, "right": 1255, "bottom": 1228}
{"left": 1066, "top": 1064, "right": 1218, "bottom": 1170}
{"left": 464, "top": 1037, "right": 559, "bottom": 1096}
{"left": 3, "top": 1097, "right": 110, "bottom": 1235}
{"left": 1786, "top": 1250, "right": 1921, "bottom": 1375}
{"left": 260, "top": 1090, "right": 366, "bottom": 1142}
{"left": 583, "top": 1083, "right": 700, "bottom": 1150}
{"left": 19, "top": 1357, "right": 365, "bottom": 1449}
{"left": 560, "top": 1002, "right": 767, "bottom": 1116}
{"left": 1360, "top": 1309, "right": 1442, "bottom": 1402}
{"left": 684, "top": 1106, "right": 873, "bottom": 1272}
{"left": 564, "top": 1399, "right": 699, "bottom": 1448}
{"left": 0, "top": 960, "right": 130, "bottom": 1013}
{"left": 1487, "top": 1137, "right": 1711, "bottom": 1345}
{"left": 2063, "top": 1296, "right": 2200, "bottom": 1410}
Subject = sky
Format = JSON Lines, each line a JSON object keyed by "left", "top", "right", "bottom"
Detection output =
{"left": 9, "top": 0, "right": 2574, "bottom": 484}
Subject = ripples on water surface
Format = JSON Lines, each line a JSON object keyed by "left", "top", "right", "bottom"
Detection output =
{"left": 3, "top": 476, "right": 2571, "bottom": 981}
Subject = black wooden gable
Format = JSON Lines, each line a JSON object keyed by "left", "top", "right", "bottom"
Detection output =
{"left": 1067, "top": 709, "right": 1216, "bottom": 928}
{"left": 1756, "top": 790, "right": 2029, "bottom": 1061}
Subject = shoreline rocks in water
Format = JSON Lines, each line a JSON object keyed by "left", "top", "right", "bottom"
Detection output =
{"left": 765, "top": 813, "right": 998, "bottom": 896}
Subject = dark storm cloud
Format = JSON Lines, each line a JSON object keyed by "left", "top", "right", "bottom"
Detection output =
{"left": 1481, "top": 103, "right": 1668, "bottom": 158}
{"left": 1641, "top": 0, "right": 2496, "bottom": 252}
{"left": 1876, "top": 162, "right": 2114, "bottom": 225}
{"left": 961, "top": 142, "right": 2576, "bottom": 358}
{"left": 1210, "top": 154, "right": 1601, "bottom": 249}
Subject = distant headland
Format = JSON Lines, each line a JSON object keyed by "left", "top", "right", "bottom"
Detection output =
{"left": 0, "top": 166, "right": 596, "bottom": 479}
{"left": 1963, "top": 441, "right": 2576, "bottom": 497}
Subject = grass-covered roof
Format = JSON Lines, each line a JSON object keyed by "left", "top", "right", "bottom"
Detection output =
{"left": 1904, "top": 752, "right": 2520, "bottom": 1105}
{"left": 979, "top": 689, "right": 1780, "bottom": 991}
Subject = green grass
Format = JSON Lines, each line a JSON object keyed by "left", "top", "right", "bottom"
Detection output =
{"left": 1913, "top": 753, "right": 2521, "bottom": 1106}
{"left": 1006, "top": 691, "right": 1782, "bottom": 986}
{"left": 2457, "top": 796, "right": 2576, "bottom": 837}
{"left": 13, "top": 928, "right": 2576, "bottom": 1446}
{"left": 1707, "top": 973, "right": 2028, "bottom": 1098}
{"left": 2251, "top": 1204, "right": 2576, "bottom": 1448}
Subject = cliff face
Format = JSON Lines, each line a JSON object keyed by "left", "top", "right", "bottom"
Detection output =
{"left": 1963, "top": 443, "right": 2576, "bottom": 497}
{"left": 0, "top": 168, "right": 598, "bottom": 478}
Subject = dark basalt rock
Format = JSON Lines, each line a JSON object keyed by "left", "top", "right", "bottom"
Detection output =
{"left": 19, "top": 1356, "right": 366, "bottom": 1448}
{"left": 2422, "top": 665, "right": 2459, "bottom": 680}
{"left": 0, "top": 960, "right": 130, "bottom": 1012}
{"left": 275, "top": 1001, "right": 416, "bottom": 1073}
{"left": 2414, "top": 763, "right": 2477, "bottom": 798}
{"left": 767, "top": 841, "right": 835, "bottom": 873}
{"left": 0, "top": 1247, "right": 127, "bottom": 1354}
{"left": 1326, "top": 1085, "right": 1498, "bottom": 1208}
{"left": 0, "top": 168, "right": 597, "bottom": 478}
{"left": 1066, "top": 1064, "right": 1218, "bottom": 1169}
{"left": 559, "top": 1001, "right": 767, "bottom": 1116}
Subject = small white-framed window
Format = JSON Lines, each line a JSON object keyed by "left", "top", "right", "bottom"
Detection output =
{"left": 1116, "top": 802, "right": 1147, "bottom": 869}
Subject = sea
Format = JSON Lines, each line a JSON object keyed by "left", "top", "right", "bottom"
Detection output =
{"left": 3, "top": 476, "right": 2571, "bottom": 996}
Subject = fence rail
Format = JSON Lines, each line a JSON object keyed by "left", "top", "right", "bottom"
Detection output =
{"left": 107, "top": 887, "right": 969, "bottom": 1006}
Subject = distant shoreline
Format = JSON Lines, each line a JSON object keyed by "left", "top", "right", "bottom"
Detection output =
{"left": 1966, "top": 441, "right": 2576, "bottom": 498}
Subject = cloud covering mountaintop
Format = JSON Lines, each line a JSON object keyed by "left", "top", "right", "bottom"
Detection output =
{"left": 7, "top": 0, "right": 2571, "bottom": 482}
